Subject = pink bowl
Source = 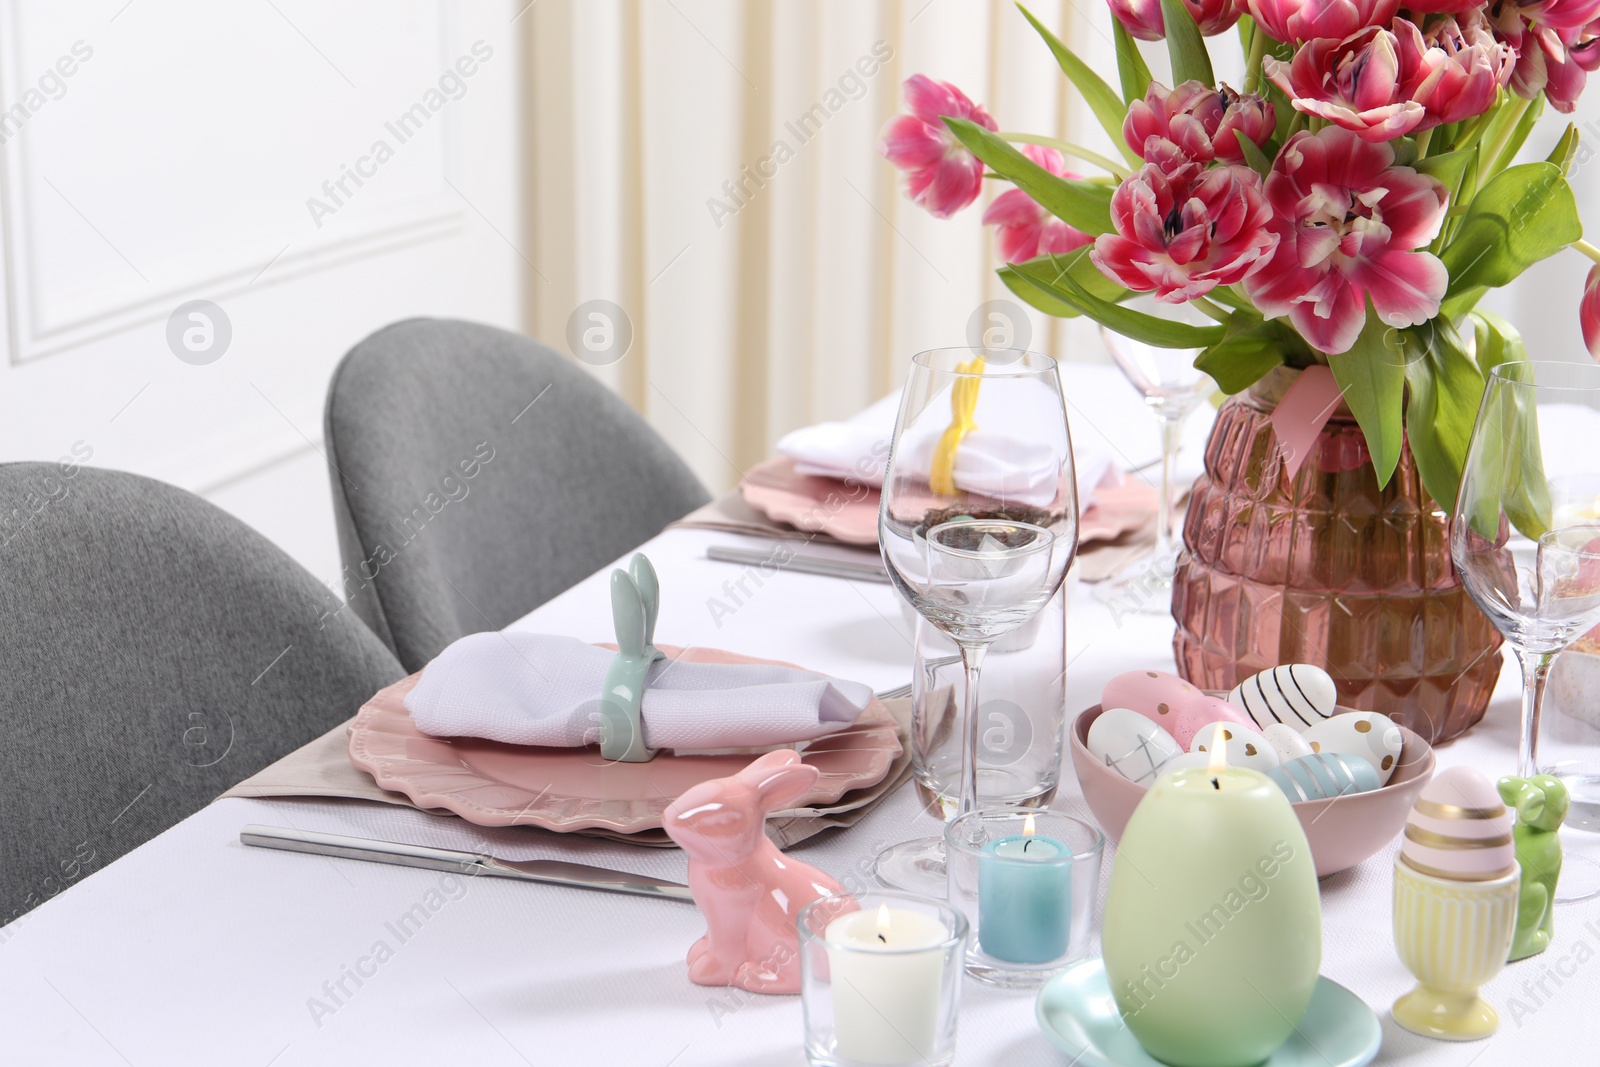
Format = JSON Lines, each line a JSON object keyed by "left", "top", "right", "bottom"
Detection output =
{"left": 1070, "top": 703, "right": 1435, "bottom": 877}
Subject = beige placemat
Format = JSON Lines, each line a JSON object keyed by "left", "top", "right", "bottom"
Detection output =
{"left": 221, "top": 699, "right": 915, "bottom": 850}
{"left": 665, "top": 490, "right": 848, "bottom": 545}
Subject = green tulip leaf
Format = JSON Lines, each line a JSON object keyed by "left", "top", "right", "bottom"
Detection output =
{"left": 1330, "top": 306, "right": 1407, "bottom": 488}
{"left": 1400, "top": 319, "right": 1484, "bottom": 514}
{"left": 1195, "top": 309, "right": 1306, "bottom": 393}
{"left": 945, "top": 118, "right": 1115, "bottom": 234}
{"left": 1005, "top": 256, "right": 1225, "bottom": 347}
{"left": 1017, "top": 4, "right": 1142, "bottom": 166}
{"left": 1160, "top": 0, "right": 1214, "bottom": 86}
{"left": 1113, "top": 17, "right": 1153, "bottom": 106}
{"left": 1441, "top": 162, "right": 1581, "bottom": 298}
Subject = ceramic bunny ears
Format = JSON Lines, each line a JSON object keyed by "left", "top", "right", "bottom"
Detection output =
{"left": 599, "top": 554, "right": 666, "bottom": 762}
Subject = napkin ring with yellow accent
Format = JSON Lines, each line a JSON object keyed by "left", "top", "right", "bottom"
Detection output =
{"left": 599, "top": 553, "right": 665, "bottom": 762}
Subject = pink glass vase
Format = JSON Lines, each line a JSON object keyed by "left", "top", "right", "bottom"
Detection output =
{"left": 1170, "top": 370, "right": 1503, "bottom": 745}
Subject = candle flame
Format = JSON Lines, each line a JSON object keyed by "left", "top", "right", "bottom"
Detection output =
{"left": 1207, "top": 726, "right": 1228, "bottom": 777}
{"left": 875, "top": 904, "right": 892, "bottom": 941}
{"left": 1022, "top": 813, "right": 1037, "bottom": 837}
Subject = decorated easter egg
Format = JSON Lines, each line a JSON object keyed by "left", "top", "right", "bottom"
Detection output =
{"left": 1400, "top": 766, "right": 1516, "bottom": 882}
{"left": 1267, "top": 752, "right": 1379, "bottom": 803}
{"left": 1262, "top": 722, "right": 1313, "bottom": 764}
{"left": 1164, "top": 694, "right": 1252, "bottom": 751}
{"left": 1101, "top": 669, "right": 1207, "bottom": 724}
{"left": 1088, "top": 708, "right": 1183, "bottom": 785}
{"left": 1189, "top": 721, "right": 1280, "bottom": 772}
{"left": 1303, "top": 711, "right": 1404, "bottom": 785}
{"left": 1227, "top": 664, "right": 1339, "bottom": 733}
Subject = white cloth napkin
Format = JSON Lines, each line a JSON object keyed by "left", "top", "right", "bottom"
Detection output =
{"left": 775, "top": 386, "right": 1114, "bottom": 508}
{"left": 404, "top": 633, "right": 875, "bottom": 750}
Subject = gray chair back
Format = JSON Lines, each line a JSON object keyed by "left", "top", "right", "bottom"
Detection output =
{"left": 323, "top": 318, "right": 710, "bottom": 671}
{"left": 0, "top": 463, "right": 404, "bottom": 924}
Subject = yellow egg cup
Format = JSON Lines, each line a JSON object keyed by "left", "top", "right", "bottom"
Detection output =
{"left": 1391, "top": 861, "right": 1519, "bottom": 1040}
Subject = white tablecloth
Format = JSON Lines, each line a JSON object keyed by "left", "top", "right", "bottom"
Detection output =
{"left": 2, "top": 366, "right": 1597, "bottom": 1065}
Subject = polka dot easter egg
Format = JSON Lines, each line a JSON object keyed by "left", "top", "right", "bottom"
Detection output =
{"left": 1189, "top": 721, "right": 1279, "bottom": 772}
{"left": 1101, "top": 670, "right": 1251, "bottom": 749}
{"left": 1087, "top": 708, "right": 1183, "bottom": 786}
{"left": 1302, "top": 711, "right": 1404, "bottom": 785}
{"left": 1400, "top": 766, "right": 1516, "bottom": 882}
{"left": 1227, "top": 664, "right": 1339, "bottom": 733}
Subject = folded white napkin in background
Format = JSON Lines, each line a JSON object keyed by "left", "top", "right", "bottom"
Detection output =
{"left": 405, "top": 634, "right": 874, "bottom": 750}
{"left": 776, "top": 385, "right": 1114, "bottom": 508}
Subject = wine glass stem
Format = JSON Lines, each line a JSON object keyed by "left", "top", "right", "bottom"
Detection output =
{"left": 1514, "top": 647, "right": 1555, "bottom": 778}
{"left": 1155, "top": 412, "right": 1184, "bottom": 560}
{"left": 956, "top": 640, "right": 988, "bottom": 834}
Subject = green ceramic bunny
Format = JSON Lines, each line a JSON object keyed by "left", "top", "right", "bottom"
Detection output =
{"left": 1496, "top": 775, "right": 1570, "bottom": 961}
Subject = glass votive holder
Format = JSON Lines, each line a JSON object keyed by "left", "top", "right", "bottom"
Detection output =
{"left": 944, "top": 808, "right": 1103, "bottom": 988}
{"left": 798, "top": 891, "right": 968, "bottom": 1067}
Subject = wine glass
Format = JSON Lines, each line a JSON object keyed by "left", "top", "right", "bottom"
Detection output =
{"left": 1097, "top": 296, "right": 1215, "bottom": 613}
{"left": 1453, "top": 360, "right": 1600, "bottom": 900}
{"left": 875, "top": 347, "right": 1078, "bottom": 892}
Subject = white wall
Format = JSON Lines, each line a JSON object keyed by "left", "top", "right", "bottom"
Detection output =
{"left": 0, "top": 0, "right": 525, "bottom": 587}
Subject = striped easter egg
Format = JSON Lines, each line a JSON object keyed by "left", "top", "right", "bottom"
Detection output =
{"left": 1227, "top": 664, "right": 1338, "bottom": 733}
{"left": 1266, "top": 752, "right": 1379, "bottom": 802}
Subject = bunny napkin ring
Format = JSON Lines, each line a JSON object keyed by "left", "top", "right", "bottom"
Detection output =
{"left": 599, "top": 553, "right": 665, "bottom": 762}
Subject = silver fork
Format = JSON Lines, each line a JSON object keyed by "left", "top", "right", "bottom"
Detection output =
{"left": 874, "top": 655, "right": 960, "bottom": 701}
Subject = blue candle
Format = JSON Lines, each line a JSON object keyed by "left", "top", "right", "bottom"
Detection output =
{"left": 978, "top": 814, "right": 1072, "bottom": 963}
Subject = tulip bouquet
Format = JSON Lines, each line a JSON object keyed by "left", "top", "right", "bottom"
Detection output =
{"left": 879, "top": 0, "right": 1600, "bottom": 514}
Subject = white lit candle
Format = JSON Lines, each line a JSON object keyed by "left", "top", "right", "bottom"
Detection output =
{"left": 824, "top": 904, "right": 947, "bottom": 1065}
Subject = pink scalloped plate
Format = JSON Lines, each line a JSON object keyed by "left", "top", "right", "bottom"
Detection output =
{"left": 347, "top": 645, "right": 902, "bottom": 833}
{"left": 738, "top": 456, "right": 1158, "bottom": 545}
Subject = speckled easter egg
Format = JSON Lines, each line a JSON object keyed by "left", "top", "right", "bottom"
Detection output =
{"left": 1262, "top": 722, "right": 1313, "bottom": 764}
{"left": 1227, "top": 664, "right": 1339, "bottom": 733}
{"left": 1189, "top": 721, "right": 1279, "bottom": 772}
{"left": 1400, "top": 766, "right": 1516, "bottom": 882}
{"left": 1303, "top": 711, "right": 1404, "bottom": 785}
{"left": 1164, "top": 694, "right": 1252, "bottom": 751}
{"left": 1087, "top": 708, "right": 1183, "bottom": 786}
{"left": 1101, "top": 670, "right": 1206, "bottom": 724}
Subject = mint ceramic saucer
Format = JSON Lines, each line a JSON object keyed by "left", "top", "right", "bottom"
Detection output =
{"left": 1036, "top": 958, "right": 1381, "bottom": 1067}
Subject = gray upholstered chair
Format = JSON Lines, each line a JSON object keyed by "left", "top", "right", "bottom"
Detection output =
{"left": 0, "top": 463, "right": 404, "bottom": 923}
{"left": 323, "top": 318, "right": 711, "bottom": 672}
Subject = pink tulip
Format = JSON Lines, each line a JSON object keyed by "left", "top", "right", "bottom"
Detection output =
{"left": 1244, "top": 0, "right": 1399, "bottom": 43}
{"left": 1421, "top": 13, "right": 1517, "bottom": 125}
{"left": 1493, "top": 0, "right": 1600, "bottom": 111}
{"left": 1403, "top": 0, "right": 1486, "bottom": 12}
{"left": 1583, "top": 264, "right": 1600, "bottom": 360}
{"left": 1090, "top": 163, "right": 1278, "bottom": 302}
{"left": 878, "top": 75, "right": 998, "bottom": 219}
{"left": 1265, "top": 17, "right": 1512, "bottom": 142}
{"left": 981, "top": 146, "right": 1095, "bottom": 263}
{"left": 1124, "top": 81, "right": 1276, "bottom": 166}
{"left": 1243, "top": 127, "right": 1449, "bottom": 355}
{"left": 1107, "top": 0, "right": 1242, "bottom": 40}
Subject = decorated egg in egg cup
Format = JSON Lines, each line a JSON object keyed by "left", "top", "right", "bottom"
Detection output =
{"left": 1071, "top": 674, "right": 1436, "bottom": 877}
{"left": 1391, "top": 767, "right": 1520, "bottom": 1041}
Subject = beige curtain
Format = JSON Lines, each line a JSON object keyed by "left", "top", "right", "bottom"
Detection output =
{"left": 523, "top": 0, "right": 1119, "bottom": 492}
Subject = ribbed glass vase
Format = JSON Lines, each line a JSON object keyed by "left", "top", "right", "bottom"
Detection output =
{"left": 1170, "top": 369, "right": 1503, "bottom": 745}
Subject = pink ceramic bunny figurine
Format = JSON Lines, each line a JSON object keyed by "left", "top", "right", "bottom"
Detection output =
{"left": 663, "top": 749, "right": 845, "bottom": 993}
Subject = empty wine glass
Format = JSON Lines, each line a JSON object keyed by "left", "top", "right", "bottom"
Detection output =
{"left": 876, "top": 347, "right": 1078, "bottom": 892}
{"left": 1453, "top": 360, "right": 1600, "bottom": 901}
{"left": 1097, "top": 296, "right": 1215, "bottom": 613}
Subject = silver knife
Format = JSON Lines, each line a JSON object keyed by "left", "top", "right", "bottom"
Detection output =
{"left": 240, "top": 825, "right": 693, "bottom": 902}
{"left": 706, "top": 545, "right": 889, "bottom": 583}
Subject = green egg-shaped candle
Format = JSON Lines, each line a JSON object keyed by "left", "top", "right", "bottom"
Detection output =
{"left": 1102, "top": 764, "right": 1321, "bottom": 1067}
